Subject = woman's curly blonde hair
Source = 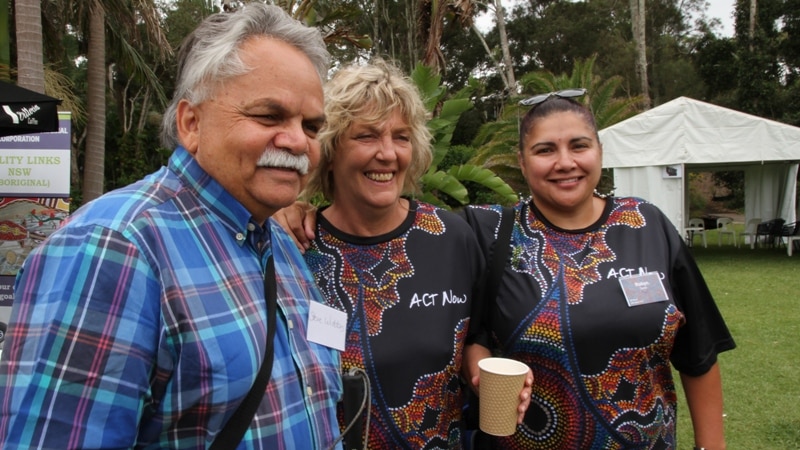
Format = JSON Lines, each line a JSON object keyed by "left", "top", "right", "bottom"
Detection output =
{"left": 303, "top": 59, "right": 433, "bottom": 202}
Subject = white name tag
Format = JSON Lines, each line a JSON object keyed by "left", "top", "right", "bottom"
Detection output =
{"left": 618, "top": 272, "right": 669, "bottom": 307}
{"left": 307, "top": 302, "right": 347, "bottom": 351}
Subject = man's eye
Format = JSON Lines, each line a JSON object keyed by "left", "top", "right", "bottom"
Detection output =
{"left": 253, "top": 114, "right": 279, "bottom": 122}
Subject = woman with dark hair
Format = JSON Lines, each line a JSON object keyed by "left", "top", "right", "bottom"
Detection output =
{"left": 462, "top": 90, "right": 735, "bottom": 449}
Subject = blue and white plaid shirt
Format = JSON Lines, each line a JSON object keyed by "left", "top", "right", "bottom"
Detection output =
{"left": 0, "top": 147, "right": 342, "bottom": 449}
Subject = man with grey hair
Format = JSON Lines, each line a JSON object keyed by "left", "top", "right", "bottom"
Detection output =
{"left": 0, "top": 4, "right": 342, "bottom": 449}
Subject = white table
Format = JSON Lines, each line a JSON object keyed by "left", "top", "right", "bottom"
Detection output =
{"left": 787, "top": 236, "right": 800, "bottom": 256}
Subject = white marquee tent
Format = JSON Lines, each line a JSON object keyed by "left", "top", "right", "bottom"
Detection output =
{"left": 599, "top": 96, "right": 800, "bottom": 240}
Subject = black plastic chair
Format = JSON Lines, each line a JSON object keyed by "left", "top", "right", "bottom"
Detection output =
{"left": 778, "top": 221, "right": 799, "bottom": 248}
{"left": 755, "top": 219, "right": 785, "bottom": 248}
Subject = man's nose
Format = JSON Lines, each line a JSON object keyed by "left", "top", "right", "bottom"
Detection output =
{"left": 274, "top": 120, "right": 309, "bottom": 154}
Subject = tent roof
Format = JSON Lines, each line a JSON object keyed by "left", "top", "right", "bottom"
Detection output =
{"left": 0, "top": 80, "right": 61, "bottom": 137}
{"left": 0, "top": 81, "right": 60, "bottom": 104}
{"left": 599, "top": 96, "right": 800, "bottom": 169}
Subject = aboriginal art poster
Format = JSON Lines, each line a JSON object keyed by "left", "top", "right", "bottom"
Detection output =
{"left": 0, "top": 113, "right": 71, "bottom": 332}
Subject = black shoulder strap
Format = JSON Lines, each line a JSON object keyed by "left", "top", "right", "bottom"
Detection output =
{"left": 210, "top": 256, "right": 278, "bottom": 450}
{"left": 470, "top": 206, "right": 514, "bottom": 336}
{"left": 486, "top": 207, "right": 514, "bottom": 309}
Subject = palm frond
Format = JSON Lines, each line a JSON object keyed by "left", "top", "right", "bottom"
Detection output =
{"left": 447, "top": 164, "right": 518, "bottom": 204}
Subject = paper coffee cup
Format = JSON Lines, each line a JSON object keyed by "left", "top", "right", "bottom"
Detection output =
{"left": 478, "top": 357, "right": 528, "bottom": 436}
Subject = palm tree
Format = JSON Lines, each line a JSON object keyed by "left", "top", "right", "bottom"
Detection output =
{"left": 14, "top": 0, "right": 45, "bottom": 92}
{"left": 0, "top": 0, "right": 9, "bottom": 80}
{"left": 66, "top": 0, "right": 171, "bottom": 202}
{"left": 519, "top": 56, "right": 648, "bottom": 130}
{"left": 420, "top": 0, "right": 478, "bottom": 73}
{"left": 83, "top": 2, "right": 105, "bottom": 201}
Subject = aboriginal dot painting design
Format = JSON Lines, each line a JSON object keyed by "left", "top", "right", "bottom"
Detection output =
{"left": 493, "top": 198, "right": 682, "bottom": 449}
{"left": 305, "top": 203, "right": 465, "bottom": 449}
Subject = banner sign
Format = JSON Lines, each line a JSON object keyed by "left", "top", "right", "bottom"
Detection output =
{"left": 0, "top": 115, "right": 71, "bottom": 196}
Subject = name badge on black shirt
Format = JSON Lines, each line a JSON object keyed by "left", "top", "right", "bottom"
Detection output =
{"left": 619, "top": 272, "right": 669, "bottom": 307}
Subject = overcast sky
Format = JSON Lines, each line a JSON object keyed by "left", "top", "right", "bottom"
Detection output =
{"left": 706, "top": 0, "right": 736, "bottom": 37}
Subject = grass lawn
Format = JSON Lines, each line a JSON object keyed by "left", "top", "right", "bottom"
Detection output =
{"left": 675, "top": 237, "right": 800, "bottom": 449}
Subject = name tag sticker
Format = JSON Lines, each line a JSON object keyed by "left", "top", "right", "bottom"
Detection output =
{"left": 619, "top": 272, "right": 669, "bottom": 307}
{"left": 307, "top": 302, "right": 347, "bottom": 351}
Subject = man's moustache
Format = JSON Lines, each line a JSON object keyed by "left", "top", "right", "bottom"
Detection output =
{"left": 256, "top": 149, "right": 310, "bottom": 175}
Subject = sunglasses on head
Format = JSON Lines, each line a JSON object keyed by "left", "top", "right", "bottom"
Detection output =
{"left": 519, "top": 88, "right": 587, "bottom": 106}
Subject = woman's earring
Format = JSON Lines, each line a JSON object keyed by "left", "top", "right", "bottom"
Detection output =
{"left": 593, "top": 189, "right": 609, "bottom": 199}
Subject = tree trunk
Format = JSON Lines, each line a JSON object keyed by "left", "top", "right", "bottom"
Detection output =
{"left": 83, "top": 2, "right": 106, "bottom": 202}
{"left": 495, "top": 0, "right": 515, "bottom": 91}
{"left": 373, "top": 0, "right": 380, "bottom": 58}
{"left": 406, "top": 1, "right": 416, "bottom": 73}
{"left": 630, "top": 0, "right": 650, "bottom": 108}
{"left": 0, "top": 0, "right": 11, "bottom": 80}
{"left": 748, "top": 0, "right": 757, "bottom": 49}
{"left": 472, "top": 23, "right": 508, "bottom": 89}
{"left": 14, "top": 0, "right": 45, "bottom": 92}
{"left": 421, "top": 0, "right": 447, "bottom": 72}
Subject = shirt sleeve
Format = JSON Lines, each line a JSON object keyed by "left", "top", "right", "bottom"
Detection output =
{"left": 663, "top": 214, "right": 737, "bottom": 376}
{"left": 0, "top": 224, "right": 162, "bottom": 449}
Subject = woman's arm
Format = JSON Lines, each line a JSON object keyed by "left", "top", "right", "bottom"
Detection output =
{"left": 272, "top": 202, "right": 317, "bottom": 252}
{"left": 680, "top": 362, "right": 727, "bottom": 450}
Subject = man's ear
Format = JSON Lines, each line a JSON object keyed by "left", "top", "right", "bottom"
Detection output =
{"left": 176, "top": 99, "right": 200, "bottom": 154}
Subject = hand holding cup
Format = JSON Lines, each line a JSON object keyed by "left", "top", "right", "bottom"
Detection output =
{"left": 477, "top": 357, "right": 531, "bottom": 436}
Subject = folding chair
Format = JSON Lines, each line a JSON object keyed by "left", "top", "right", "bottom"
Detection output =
{"left": 741, "top": 218, "right": 761, "bottom": 249}
{"left": 716, "top": 217, "right": 737, "bottom": 247}
{"left": 687, "top": 218, "right": 707, "bottom": 248}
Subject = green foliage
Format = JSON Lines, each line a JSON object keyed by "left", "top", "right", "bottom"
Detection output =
{"left": 412, "top": 63, "right": 518, "bottom": 208}
{"left": 419, "top": 170, "right": 469, "bottom": 207}
{"left": 782, "top": 0, "right": 800, "bottom": 82}
{"left": 468, "top": 104, "right": 525, "bottom": 193}
{"left": 692, "top": 0, "right": 799, "bottom": 126}
{"left": 519, "top": 55, "right": 647, "bottom": 130}
{"left": 447, "top": 164, "right": 517, "bottom": 202}
{"left": 104, "top": 97, "right": 170, "bottom": 192}
{"left": 649, "top": 35, "right": 707, "bottom": 103}
{"left": 438, "top": 13, "right": 492, "bottom": 89}
{"left": 687, "top": 172, "right": 708, "bottom": 218}
{"left": 411, "top": 64, "right": 447, "bottom": 112}
{"left": 712, "top": 170, "right": 745, "bottom": 210}
{"left": 691, "top": 34, "right": 739, "bottom": 99}
{"left": 501, "top": 0, "right": 630, "bottom": 80}
{"left": 31, "top": 0, "right": 799, "bottom": 209}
